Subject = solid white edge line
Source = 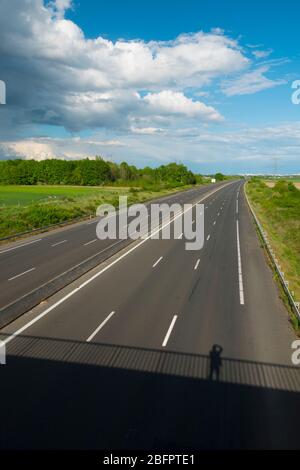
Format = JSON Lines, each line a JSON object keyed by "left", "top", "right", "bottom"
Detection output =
{"left": 236, "top": 220, "right": 245, "bottom": 305}
{"left": 1, "top": 181, "right": 236, "bottom": 346}
{"left": 86, "top": 311, "right": 115, "bottom": 343}
{"left": 8, "top": 267, "right": 36, "bottom": 282}
{"left": 0, "top": 238, "right": 42, "bottom": 254}
{"left": 152, "top": 256, "right": 163, "bottom": 268}
{"left": 162, "top": 315, "right": 178, "bottom": 347}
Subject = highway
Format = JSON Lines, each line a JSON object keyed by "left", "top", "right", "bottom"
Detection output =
{"left": 0, "top": 180, "right": 299, "bottom": 449}
{"left": 0, "top": 183, "right": 224, "bottom": 313}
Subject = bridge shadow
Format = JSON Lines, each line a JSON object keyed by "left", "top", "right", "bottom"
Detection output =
{"left": 0, "top": 334, "right": 299, "bottom": 450}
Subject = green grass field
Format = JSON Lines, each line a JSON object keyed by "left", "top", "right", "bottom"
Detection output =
{"left": 246, "top": 179, "right": 300, "bottom": 329}
{"left": 0, "top": 185, "right": 126, "bottom": 206}
{"left": 0, "top": 184, "right": 195, "bottom": 239}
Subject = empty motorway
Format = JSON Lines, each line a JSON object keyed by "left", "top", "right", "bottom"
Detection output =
{"left": 0, "top": 180, "right": 299, "bottom": 450}
{"left": 0, "top": 182, "right": 225, "bottom": 315}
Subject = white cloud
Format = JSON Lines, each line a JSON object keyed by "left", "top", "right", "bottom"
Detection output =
{"left": 252, "top": 49, "right": 273, "bottom": 59}
{"left": 2, "top": 123, "right": 300, "bottom": 175}
{"left": 130, "top": 127, "right": 164, "bottom": 135}
{"left": 0, "top": 137, "right": 126, "bottom": 161}
{"left": 143, "top": 90, "right": 223, "bottom": 121}
{"left": 48, "top": 0, "right": 73, "bottom": 18}
{"left": 0, "top": 0, "right": 250, "bottom": 135}
{"left": 221, "top": 66, "right": 286, "bottom": 96}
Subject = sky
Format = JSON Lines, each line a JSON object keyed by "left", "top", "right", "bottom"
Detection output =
{"left": 0, "top": 0, "right": 299, "bottom": 174}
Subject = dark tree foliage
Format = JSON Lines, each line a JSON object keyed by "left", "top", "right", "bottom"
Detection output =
{"left": 215, "top": 172, "right": 225, "bottom": 181}
{"left": 0, "top": 158, "right": 200, "bottom": 188}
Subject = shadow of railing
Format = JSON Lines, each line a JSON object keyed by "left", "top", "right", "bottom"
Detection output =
{"left": 1, "top": 333, "right": 300, "bottom": 449}
{"left": 4, "top": 333, "right": 300, "bottom": 392}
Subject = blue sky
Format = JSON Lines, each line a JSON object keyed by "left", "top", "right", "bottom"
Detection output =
{"left": 0, "top": 0, "right": 299, "bottom": 174}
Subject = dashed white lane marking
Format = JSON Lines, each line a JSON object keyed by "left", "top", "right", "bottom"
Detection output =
{"left": 194, "top": 259, "right": 200, "bottom": 270}
{"left": 162, "top": 315, "right": 178, "bottom": 347}
{"left": 178, "top": 233, "right": 183, "bottom": 239}
{"left": 51, "top": 240, "right": 67, "bottom": 247}
{"left": 86, "top": 311, "right": 115, "bottom": 342}
{"left": 236, "top": 199, "right": 239, "bottom": 214}
{"left": 153, "top": 256, "right": 163, "bottom": 268}
{"left": 217, "top": 212, "right": 220, "bottom": 216}
{"left": 236, "top": 220, "right": 245, "bottom": 305}
{"left": 0, "top": 238, "right": 42, "bottom": 255}
{"left": 8, "top": 267, "right": 36, "bottom": 282}
{"left": 213, "top": 221, "right": 216, "bottom": 226}
{"left": 84, "top": 238, "right": 97, "bottom": 246}
{"left": 207, "top": 234, "right": 211, "bottom": 241}
{"left": 1, "top": 181, "right": 235, "bottom": 347}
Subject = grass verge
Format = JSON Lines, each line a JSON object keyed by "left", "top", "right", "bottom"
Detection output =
{"left": 245, "top": 178, "right": 300, "bottom": 333}
{"left": 0, "top": 184, "right": 198, "bottom": 240}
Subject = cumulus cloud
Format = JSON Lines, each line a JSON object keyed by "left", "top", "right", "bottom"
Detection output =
{"left": 143, "top": 90, "right": 223, "bottom": 121}
{"left": 48, "top": 0, "right": 73, "bottom": 18}
{"left": 0, "top": 0, "right": 251, "bottom": 136}
{"left": 221, "top": 66, "right": 286, "bottom": 96}
{"left": 0, "top": 136, "right": 126, "bottom": 161}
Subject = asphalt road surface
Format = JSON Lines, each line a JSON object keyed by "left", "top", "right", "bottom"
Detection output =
{"left": 0, "top": 183, "right": 224, "bottom": 310}
{"left": 0, "top": 180, "right": 299, "bottom": 450}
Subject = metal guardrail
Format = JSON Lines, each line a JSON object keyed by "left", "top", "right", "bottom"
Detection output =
{"left": 244, "top": 183, "right": 300, "bottom": 322}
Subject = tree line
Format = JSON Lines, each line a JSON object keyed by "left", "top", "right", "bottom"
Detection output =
{"left": 0, "top": 158, "right": 212, "bottom": 188}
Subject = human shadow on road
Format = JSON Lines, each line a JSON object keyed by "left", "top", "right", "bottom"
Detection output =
{"left": 208, "top": 344, "right": 223, "bottom": 381}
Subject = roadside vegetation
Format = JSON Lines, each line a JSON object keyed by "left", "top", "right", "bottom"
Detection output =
{"left": 246, "top": 178, "right": 300, "bottom": 327}
{"left": 0, "top": 158, "right": 200, "bottom": 187}
{"left": 0, "top": 185, "right": 192, "bottom": 239}
{"left": 0, "top": 158, "right": 228, "bottom": 239}
{"left": 264, "top": 179, "right": 300, "bottom": 190}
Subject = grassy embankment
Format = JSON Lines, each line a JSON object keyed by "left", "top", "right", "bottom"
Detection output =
{"left": 265, "top": 178, "right": 300, "bottom": 189}
{"left": 0, "top": 183, "right": 199, "bottom": 239}
{"left": 246, "top": 178, "right": 300, "bottom": 330}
